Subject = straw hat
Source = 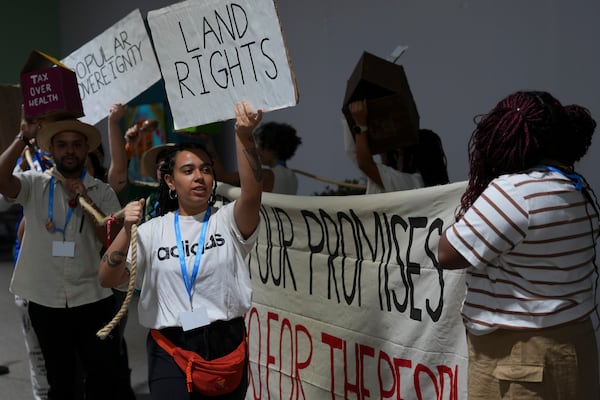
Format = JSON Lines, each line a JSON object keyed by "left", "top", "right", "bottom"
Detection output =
{"left": 140, "top": 143, "right": 176, "bottom": 179}
{"left": 37, "top": 119, "right": 101, "bottom": 152}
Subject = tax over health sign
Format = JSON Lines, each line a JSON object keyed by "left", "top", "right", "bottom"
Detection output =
{"left": 61, "top": 9, "right": 161, "bottom": 125}
{"left": 216, "top": 181, "right": 469, "bottom": 400}
{"left": 147, "top": 0, "right": 299, "bottom": 129}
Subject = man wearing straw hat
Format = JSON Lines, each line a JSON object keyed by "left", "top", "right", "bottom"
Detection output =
{"left": 0, "top": 113, "right": 126, "bottom": 399}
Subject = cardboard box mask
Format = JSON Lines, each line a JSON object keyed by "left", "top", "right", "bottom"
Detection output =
{"left": 21, "top": 50, "right": 84, "bottom": 120}
{"left": 342, "top": 51, "right": 419, "bottom": 155}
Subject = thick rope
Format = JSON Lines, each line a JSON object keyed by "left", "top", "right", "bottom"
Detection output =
{"left": 45, "top": 170, "right": 136, "bottom": 340}
{"left": 24, "top": 148, "right": 35, "bottom": 170}
{"left": 45, "top": 170, "right": 125, "bottom": 222}
{"left": 96, "top": 224, "right": 137, "bottom": 340}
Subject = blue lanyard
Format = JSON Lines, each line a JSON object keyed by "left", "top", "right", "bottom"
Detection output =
{"left": 47, "top": 170, "right": 87, "bottom": 240}
{"left": 174, "top": 207, "right": 211, "bottom": 302}
{"left": 536, "top": 164, "right": 583, "bottom": 191}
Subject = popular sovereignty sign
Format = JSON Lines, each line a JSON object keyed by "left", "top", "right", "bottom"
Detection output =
{"left": 61, "top": 9, "right": 162, "bottom": 125}
{"left": 216, "top": 181, "right": 469, "bottom": 400}
{"left": 147, "top": 0, "right": 298, "bottom": 130}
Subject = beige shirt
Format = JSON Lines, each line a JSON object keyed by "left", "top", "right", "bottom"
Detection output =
{"left": 10, "top": 168, "right": 121, "bottom": 308}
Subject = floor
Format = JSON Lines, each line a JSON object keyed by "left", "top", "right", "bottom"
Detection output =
{"left": 0, "top": 259, "right": 151, "bottom": 399}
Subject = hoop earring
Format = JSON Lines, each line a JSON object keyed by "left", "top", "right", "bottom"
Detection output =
{"left": 208, "top": 180, "right": 218, "bottom": 206}
{"left": 168, "top": 189, "right": 177, "bottom": 199}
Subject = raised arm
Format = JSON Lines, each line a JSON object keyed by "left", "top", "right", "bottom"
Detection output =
{"left": 233, "top": 101, "right": 263, "bottom": 238}
{"left": 107, "top": 103, "right": 129, "bottom": 194}
{"left": 349, "top": 100, "right": 383, "bottom": 187}
{"left": 0, "top": 108, "right": 40, "bottom": 198}
{"left": 200, "top": 132, "right": 275, "bottom": 192}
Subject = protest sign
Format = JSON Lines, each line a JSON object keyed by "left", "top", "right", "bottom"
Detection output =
{"left": 61, "top": 9, "right": 162, "bottom": 125}
{"left": 21, "top": 50, "right": 83, "bottom": 120}
{"left": 216, "top": 181, "right": 468, "bottom": 400}
{"left": 147, "top": 0, "right": 298, "bottom": 130}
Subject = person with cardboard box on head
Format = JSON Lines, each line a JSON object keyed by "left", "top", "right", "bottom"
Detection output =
{"left": 0, "top": 111, "right": 128, "bottom": 399}
{"left": 347, "top": 99, "right": 449, "bottom": 193}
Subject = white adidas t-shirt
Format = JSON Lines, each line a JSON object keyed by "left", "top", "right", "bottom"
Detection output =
{"left": 127, "top": 202, "right": 258, "bottom": 329}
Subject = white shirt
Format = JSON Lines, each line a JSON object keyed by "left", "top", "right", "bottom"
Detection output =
{"left": 445, "top": 170, "right": 599, "bottom": 334}
{"left": 366, "top": 164, "right": 424, "bottom": 194}
{"left": 270, "top": 164, "right": 298, "bottom": 195}
{"left": 128, "top": 202, "right": 258, "bottom": 329}
{"left": 10, "top": 168, "right": 121, "bottom": 308}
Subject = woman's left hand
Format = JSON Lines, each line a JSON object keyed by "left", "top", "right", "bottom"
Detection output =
{"left": 234, "top": 101, "right": 263, "bottom": 137}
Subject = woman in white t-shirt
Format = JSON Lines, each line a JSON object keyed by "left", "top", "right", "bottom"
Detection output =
{"left": 347, "top": 99, "right": 449, "bottom": 194}
{"left": 99, "top": 101, "right": 263, "bottom": 399}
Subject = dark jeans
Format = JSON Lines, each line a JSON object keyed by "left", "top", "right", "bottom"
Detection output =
{"left": 112, "top": 289, "right": 136, "bottom": 400}
{"left": 28, "top": 296, "right": 128, "bottom": 400}
{"left": 147, "top": 317, "right": 248, "bottom": 400}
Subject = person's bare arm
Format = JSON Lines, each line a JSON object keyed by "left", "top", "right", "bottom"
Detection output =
{"left": 349, "top": 100, "right": 383, "bottom": 187}
{"left": 0, "top": 108, "right": 40, "bottom": 198}
{"left": 107, "top": 103, "right": 128, "bottom": 194}
{"left": 232, "top": 101, "right": 263, "bottom": 238}
{"left": 437, "top": 227, "right": 471, "bottom": 269}
{"left": 200, "top": 130, "right": 275, "bottom": 191}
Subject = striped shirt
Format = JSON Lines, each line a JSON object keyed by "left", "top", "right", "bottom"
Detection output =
{"left": 446, "top": 169, "right": 599, "bottom": 334}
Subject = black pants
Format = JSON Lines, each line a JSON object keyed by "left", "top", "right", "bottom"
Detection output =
{"left": 112, "top": 289, "right": 136, "bottom": 400}
{"left": 147, "top": 317, "right": 248, "bottom": 400}
{"left": 28, "top": 296, "right": 127, "bottom": 400}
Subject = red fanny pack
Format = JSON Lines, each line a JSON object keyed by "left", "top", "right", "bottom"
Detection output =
{"left": 151, "top": 328, "right": 247, "bottom": 395}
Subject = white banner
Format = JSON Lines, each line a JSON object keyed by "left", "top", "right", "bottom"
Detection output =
{"left": 147, "top": 0, "right": 298, "bottom": 130}
{"left": 61, "top": 9, "right": 162, "bottom": 125}
{"left": 216, "top": 181, "right": 469, "bottom": 400}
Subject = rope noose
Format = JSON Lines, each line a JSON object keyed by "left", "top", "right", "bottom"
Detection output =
{"left": 96, "top": 223, "right": 137, "bottom": 340}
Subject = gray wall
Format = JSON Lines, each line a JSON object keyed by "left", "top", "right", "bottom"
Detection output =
{"left": 55, "top": 0, "right": 600, "bottom": 195}
{"left": 0, "top": 1, "right": 59, "bottom": 84}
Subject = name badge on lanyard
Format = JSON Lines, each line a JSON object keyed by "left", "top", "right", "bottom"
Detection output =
{"left": 47, "top": 171, "right": 86, "bottom": 256}
{"left": 180, "top": 308, "right": 210, "bottom": 331}
{"left": 174, "top": 207, "right": 211, "bottom": 331}
{"left": 52, "top": 241, "right": 75, "bottom": 257}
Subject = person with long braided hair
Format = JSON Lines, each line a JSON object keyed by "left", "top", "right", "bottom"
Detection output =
{"left": 438, "top": 90, "right": 600, "bottom": 399}
{"left": 99, "top": 101, "right": 263, "bottom": 399}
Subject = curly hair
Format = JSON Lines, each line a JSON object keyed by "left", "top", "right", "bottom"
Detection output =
{"left": 253, "top": 122, "right": 302, "bottom": 161}
{"left": 563, "top": 104, "right": 596, "bottom": 164}
{"left": 457, "top": 90, "right": 569, "bottom": 218}
{"left": 155, "top": 143, "right": 217, "bottom": 217}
